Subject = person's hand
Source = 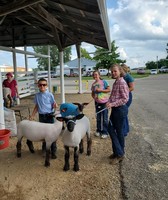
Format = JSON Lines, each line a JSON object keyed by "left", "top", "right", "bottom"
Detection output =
{"left": 106, "top": 102, "right": 112, "bottom": 109}
{"left": 29, "top": 115, "right": 34, "bottom": 121}
{"left": 95, "top": 88, "right": 102, "bottom": 92}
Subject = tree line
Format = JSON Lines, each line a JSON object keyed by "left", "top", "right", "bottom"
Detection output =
{"left": 33, "top": 41, "right": 168, "bottom": 71}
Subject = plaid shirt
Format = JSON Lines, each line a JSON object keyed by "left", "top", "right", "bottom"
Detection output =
{"left": 108, "top": 77, "right": 129, "bottom": 107}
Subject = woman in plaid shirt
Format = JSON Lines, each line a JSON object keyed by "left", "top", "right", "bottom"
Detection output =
{"left": 106, "top": 64, "right": 129, "bottom": 165}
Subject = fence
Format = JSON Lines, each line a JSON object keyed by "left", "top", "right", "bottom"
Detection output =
{"left": 1, "top": 71, "right": 90, "bottom": 98}
{"left": 2, "top": 71, "right": 48, "bottom": 98}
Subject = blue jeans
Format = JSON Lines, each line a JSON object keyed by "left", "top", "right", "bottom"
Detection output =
{"left": 108, "top": 105, "right": 128, "bottom": 157}
{"left": 123, "top": 92, "right": 132, "bottom": 136}
{"left": 95, "top": 102, "right": 108, "bottom": 135}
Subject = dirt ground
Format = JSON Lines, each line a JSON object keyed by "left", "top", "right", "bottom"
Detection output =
{"left": 0, "top": 93, "right": 123, "bottom": 200}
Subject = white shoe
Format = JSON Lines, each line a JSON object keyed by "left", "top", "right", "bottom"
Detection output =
{"left": 101, "top": 134, "right": 108, "bottom": 139}
{"left": 94, "top": 132, "right": 100, "bottom": 137}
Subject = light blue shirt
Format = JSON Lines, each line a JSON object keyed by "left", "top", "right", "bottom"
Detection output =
{"left": 34, "top": 91, "right": 55, "bottom": 114}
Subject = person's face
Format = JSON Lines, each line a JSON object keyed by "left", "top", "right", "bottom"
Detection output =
{"left": 111, "top": 66, "right": 120, "bottom": 79}
{"left": 6, "top": 75, "right": 12, "bottom": 80}
{"left": 38, "top": 81, "right": 47, "bottom": 92}
{"left": 93, "top": 72, "right": 100, "bottom": 81}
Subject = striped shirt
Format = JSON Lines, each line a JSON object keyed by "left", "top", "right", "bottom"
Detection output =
{"left": 108, "top": 77, "right": 129, "bottom": 107}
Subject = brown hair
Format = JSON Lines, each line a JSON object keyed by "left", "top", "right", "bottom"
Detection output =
{"left": 92, "top": 70, "right": 102, "bottom": 80}
{"left": 110, "top": 64, "right": 125, "bottom": 77}
{"left": 38, "top": 78, "right": 47, "bottom": 84}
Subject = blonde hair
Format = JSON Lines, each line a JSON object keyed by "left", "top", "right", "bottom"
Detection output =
{"left": 121, "top": 63, "right": 129, "bottom": 73}
{"left": 110, "top": 64, "right": 125, "bottom": 77}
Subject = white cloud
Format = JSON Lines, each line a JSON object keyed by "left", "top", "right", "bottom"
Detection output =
{"left": 107, "top": 0, "right": 168, "bottom": 68}
{"left": 1, "top": 0, "right": 168, "bottom": 69}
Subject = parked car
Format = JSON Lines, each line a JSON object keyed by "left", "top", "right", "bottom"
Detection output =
{"left": 159, "top": 66, "right": 168, "bottom": 73}
{"left": 51, "top": 71, "right": 57, "bottom": 78}
{"left": 137, "top": 68, "right": 145, "bottom": 74}
{"left": 150, "top": 69, "right": 158, "bottom": 75}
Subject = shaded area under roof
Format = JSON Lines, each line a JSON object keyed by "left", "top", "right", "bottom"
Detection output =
{"left": 0, "top": 0, "right": 111, "bottom": 51}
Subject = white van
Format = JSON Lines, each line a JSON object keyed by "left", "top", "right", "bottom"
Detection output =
{"left": 99, "top": 69, "right": 110, "bottom": 76}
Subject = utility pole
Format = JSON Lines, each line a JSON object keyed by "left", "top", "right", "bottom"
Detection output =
{"left": 156, "top": 56, "right": 158, "bottom": 71}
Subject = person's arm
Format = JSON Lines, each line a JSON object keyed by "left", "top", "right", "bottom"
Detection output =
{"left": 29, "top": 104, "right": 38, "bottom": 120}
{"left": 91, "top": 91, "right": 95, "bottom": 99}
{"left": 128, "top": 82, "right": 134, "bottom": 92}
{"left": 53, "top": 102, "right": 58, "bottom": 109}
{"left": 95, "top": 86, "right": 110, "bottom": 93}
{"left": 15, "top": 85, "right": 20, "bottom": 97}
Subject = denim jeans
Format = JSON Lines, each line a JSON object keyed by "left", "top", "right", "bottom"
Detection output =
{"left": 39, "top": 114, "right": 57, "bottom": 154}
{"left": 108, "top": 105, "right": 128, "bottom": 156}
{"left": 95, "top": 102, "right": 108, "bottom": 135}
{"left": 123, "top": 92, "right": 132, "bottom": 136}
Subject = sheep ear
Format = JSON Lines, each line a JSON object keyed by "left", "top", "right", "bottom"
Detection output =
{"left": 73, "top": 102, "right": 79, "bottom": 106}
{"left": 56, "top": 117, "right": 65, "bottom": 122}
{"left": 76, "top": 114, "right": 84, "bottom": 120}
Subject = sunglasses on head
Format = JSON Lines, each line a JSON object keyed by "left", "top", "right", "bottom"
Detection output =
{"left": 38, "top": 84, "right": 47, "bottom": 87}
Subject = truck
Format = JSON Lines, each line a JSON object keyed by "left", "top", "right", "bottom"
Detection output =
{"left": 159, "top": 66, "right": 168, "bottom": 73}
{"left": 98, "top": 69, "right": 110, "bottom": 76}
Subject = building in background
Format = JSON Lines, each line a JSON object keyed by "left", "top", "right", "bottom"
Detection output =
{"left": 66, "top": 58, "right": 97, "bottom": 76}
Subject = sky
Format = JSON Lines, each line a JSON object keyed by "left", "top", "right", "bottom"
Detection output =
{"left": 0, "top": 0, "right": 168, "bottom": 69}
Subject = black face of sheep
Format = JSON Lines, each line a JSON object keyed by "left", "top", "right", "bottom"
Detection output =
{"left": 57, "top": 114, "right": 84, "bottom": 132}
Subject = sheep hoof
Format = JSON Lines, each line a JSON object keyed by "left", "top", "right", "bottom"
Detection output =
{"left": 45, "top": 161, "right": 50, "bottom": 167}
{"left": 73, "top": 165, "right": 79, "bottom": 172}
{"left": 30, "top": 149, "right": 35, "bottom": 154}
{"left": 63, "top": 165, "right": 70, "bottom": 171}
{"left": 87, "top": 151, "right": 91, "bottom": 156}
{"left": 17, "top": 153, "right": 21, "bottom": 158}
{"left": 79, "top": 149, "right": 84, "bottom": 154}
{"left": 51, "top": 154, "right": 57, "bottom": 159}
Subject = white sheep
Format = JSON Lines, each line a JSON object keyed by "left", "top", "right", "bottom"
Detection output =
{"left": 57, "top": 113, "right": 92, "bottom": 172}
{"left": 16, "top": 115, "right": 63, "bottom": 167}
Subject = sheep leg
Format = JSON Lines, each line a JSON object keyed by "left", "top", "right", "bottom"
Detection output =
{"left": 45, "top": 149, "right": 50, "bottom": 167}
{"left": 16, "top": 141, "right": 22, "bottom": 157}
{"left": 79, "top": 139, "right": 84, "bottom": 154}
{"left": 73, "top": 146, "right": 79, "bottom": 172}
{"left": 87, "top": 137, "right": 92, "bottom": 156}
{"left": 26, "top": 140, "right": 35, "bottom": 153}
{"left": 63, "top": 146, "right": 70, "bottom": 171}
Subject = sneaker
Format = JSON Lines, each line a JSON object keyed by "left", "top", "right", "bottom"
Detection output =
{"left": 94, "top": 132, "right": 100, "bottom": 137}
{"left": 109, "top": 156, "right": 124, "bottom": 165}
{"left": 101, "top": 134, "right": 108, "bottom": 139}
{"left": 108, "top": 153, "right": 117, "bottom": 159}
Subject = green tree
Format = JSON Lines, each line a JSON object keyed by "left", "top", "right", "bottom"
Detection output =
{"left": 33, "top": 45, "right": 71, "bottom": 71}
{"left": 93, "top": 41, "right": 125, "bottom": 72}
{"left": 146, "top": 61, "right": 157, "bottom": 69}
{"left": 146, "top": 59, "right": 168, "bottom": 70}
{"left": 81, "top": 48, "right": 92, "bottom": 59}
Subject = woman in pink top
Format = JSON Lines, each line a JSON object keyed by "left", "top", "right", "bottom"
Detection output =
{"left": 3, "top": 72, "right": 19, "bottom": 107}
{"left": 106, "top": 64, "right": 129, "bottom": 164}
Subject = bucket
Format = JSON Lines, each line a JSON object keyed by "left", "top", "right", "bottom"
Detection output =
{"left": 0, "top": 129, "right": 11, "bottom": 150}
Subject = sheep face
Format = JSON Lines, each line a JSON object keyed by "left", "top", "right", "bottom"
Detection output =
{"left": 66, "top": 119, "right": 76, "bottom": 132}
{"left": 57, "top": 114, "right": 84, "bottom": 132}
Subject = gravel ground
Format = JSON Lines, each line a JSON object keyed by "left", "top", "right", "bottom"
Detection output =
{"left": 0, "top": 93, "right": 123, "bottom": 200}
{"left": 1, "top": 89, "right": 167, "bottom": 200}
